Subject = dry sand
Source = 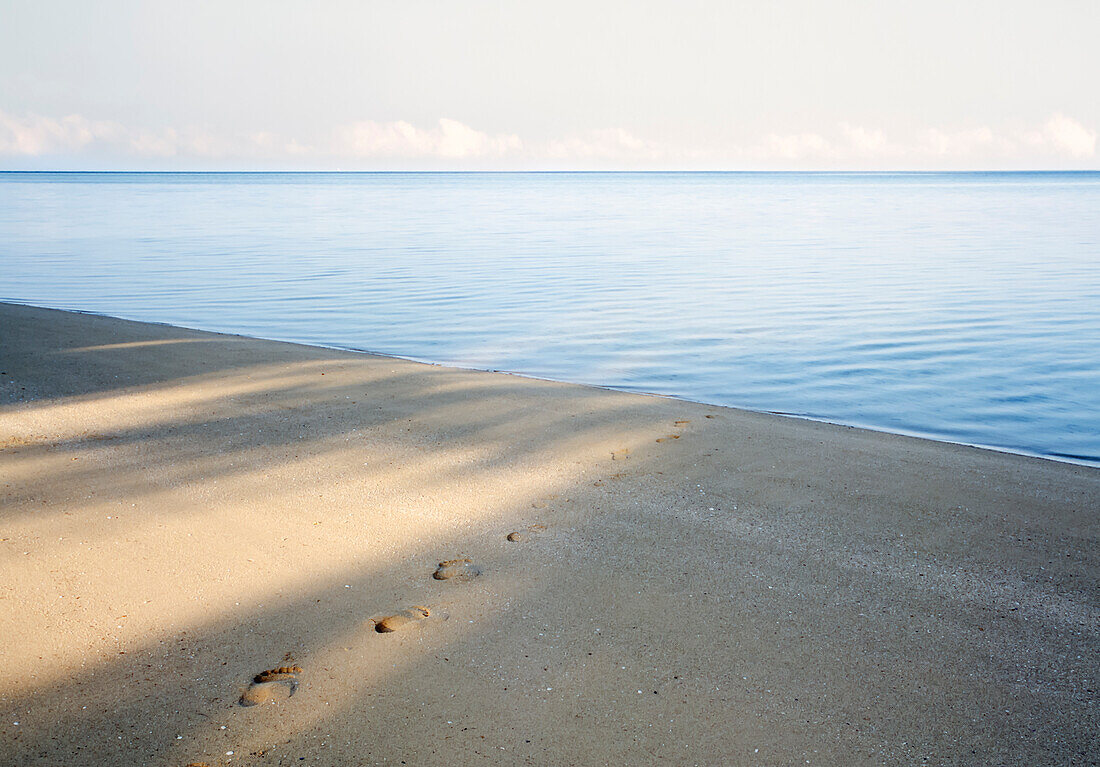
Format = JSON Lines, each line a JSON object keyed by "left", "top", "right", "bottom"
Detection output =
{"left": 0, "top": 302, "right": 1097, "bottom": 766}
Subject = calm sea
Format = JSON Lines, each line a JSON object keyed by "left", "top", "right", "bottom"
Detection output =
{"left": 2, "top": 171, "right": 1098, "bottom": 466}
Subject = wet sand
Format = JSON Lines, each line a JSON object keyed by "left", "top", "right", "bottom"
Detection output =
{"left": 1, "top": 302, "right": 1097, "bottom": 766}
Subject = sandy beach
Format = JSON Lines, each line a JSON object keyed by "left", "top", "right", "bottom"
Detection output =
{"left": 0, "top": 301, "right": 1097, "bottom": 766}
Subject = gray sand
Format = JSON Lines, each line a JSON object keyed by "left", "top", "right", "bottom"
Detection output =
{"left": 0, "top": 302, "right": 1097, "bottom": 766}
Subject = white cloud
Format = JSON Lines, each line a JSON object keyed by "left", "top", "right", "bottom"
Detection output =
{"left": 333, "top": 118, "right": 521, "bottom": 159}
{"left": 1040, "top": 113, "right": 1096, "bottom": 158}
{"left": 735, "top": 117, "right": 1097, "bottom": 165}
{"left": 127, "top": 128, "right": 180, "bottom": 158}
{"left": 541, "top": 128, "right": 671, "bottom": 161}
{"left": 753, "top": 132, "right": 836, "bottom": 161}
{"left": 840, "top": 124, "right": 890, "bottom": 156}
{"left": 0, "top": 110, "right": 243, "bottom": 159}
{"left": 919, "top": 125, "right": 1011, "bottom": 158}
{"left": 0, "top": 111, "right": 122, "bottom": 155}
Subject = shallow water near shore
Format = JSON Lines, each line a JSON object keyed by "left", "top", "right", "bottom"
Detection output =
{"left": 2, "top": 171, "right": 1098, "bottom": 465}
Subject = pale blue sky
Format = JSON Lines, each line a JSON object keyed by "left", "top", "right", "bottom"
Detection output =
{"left": 1, "top": 0, "right": 1097, "bottom": 169}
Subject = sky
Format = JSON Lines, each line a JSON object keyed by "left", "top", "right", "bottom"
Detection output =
{"left": 1, "top": 0, "right": 1097, "bottom": 170}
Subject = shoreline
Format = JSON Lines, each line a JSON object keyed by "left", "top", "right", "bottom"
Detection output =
{"left": 4, "top": 298, "right": 1095, "bottom": 470}
{"left": 2, "top": 302, "right": 1097, "bottom": 766}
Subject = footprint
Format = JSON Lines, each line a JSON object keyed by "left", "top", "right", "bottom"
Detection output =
{"left": 611, "top": 448, "right": 630, "bottom": 461}
{"left": 506, "top": 524, "right": 547, "bottom": 542}
{"left": 239, "top": 666, "right": 302, "bottom": 707}
{"left": 433, "top": 558, "right": 482, "bottom": 581}
{"left": 655, "top": 435, "right": 680, "bottom": 443}
{"left": 531, "top": 494, "right": 559, "bottom": 509}
{"left": 374, "top": 606, "right": 430, "bottom": 633}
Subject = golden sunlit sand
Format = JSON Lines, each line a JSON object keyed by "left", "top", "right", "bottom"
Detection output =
{"left": 1, "top": 303, "right": 1097, "bottom": 766}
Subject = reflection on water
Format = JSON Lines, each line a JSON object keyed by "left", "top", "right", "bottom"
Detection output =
{"left": 2, "top": 171, "right": 1098, "bottom": 465}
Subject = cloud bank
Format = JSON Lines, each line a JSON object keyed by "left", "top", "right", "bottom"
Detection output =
{"left": 0, "top": 109, "right": 1095, "bottom": 169}
{"left": 335, "top": 118, "right": 522, "bottom": 160}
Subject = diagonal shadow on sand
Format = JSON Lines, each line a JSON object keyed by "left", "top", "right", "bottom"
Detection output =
{"left": 1, "top": 303, "right": 1098, "bottom": 766}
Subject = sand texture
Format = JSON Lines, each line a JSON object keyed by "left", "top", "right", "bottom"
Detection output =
{"left": 0, "top": 302, "right": 1097, "bottom": 766}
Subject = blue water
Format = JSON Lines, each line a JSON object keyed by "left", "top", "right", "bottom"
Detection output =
{"left": 2, "top": 171, "right": 1099, "bottom": 466}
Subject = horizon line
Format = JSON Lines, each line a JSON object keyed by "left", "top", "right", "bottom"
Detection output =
{"left": 3, "top": 168, "right": 1099, "bottom": 175}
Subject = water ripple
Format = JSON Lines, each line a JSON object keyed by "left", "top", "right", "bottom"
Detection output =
{"left": 2, "top": 171, "right": 1099, "bottom": 465}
